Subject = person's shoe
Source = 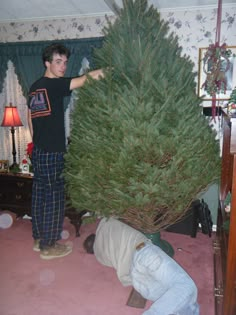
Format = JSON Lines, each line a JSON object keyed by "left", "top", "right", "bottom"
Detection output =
{"left": 33, "top": 239, "right": 40, "bottom": 252}
{"left": 40, "top": 243, "right": 72, "bottom": 260}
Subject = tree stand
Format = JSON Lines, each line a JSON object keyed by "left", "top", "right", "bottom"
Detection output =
{"left": 145, "top": 231, "right": 174, "bottom": 257}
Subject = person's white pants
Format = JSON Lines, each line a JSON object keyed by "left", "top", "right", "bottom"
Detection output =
{"left": 131, "top": 243, "right": 200, "bottom": 315}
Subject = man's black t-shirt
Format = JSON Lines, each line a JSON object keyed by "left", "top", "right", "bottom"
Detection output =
{"left": 28, "top": 77, "right": 72, "bottom": 152}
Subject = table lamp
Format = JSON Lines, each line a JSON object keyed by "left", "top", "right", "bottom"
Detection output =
{"left": 1, "top": 103, "right": 23, "bottom": 168}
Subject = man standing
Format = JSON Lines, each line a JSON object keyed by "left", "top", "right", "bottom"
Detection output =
{"left": 28, "top": 43, "right": 104, "bottom": 260}
{"left": 83, "top": 218, "right": 200, "bottom": 315}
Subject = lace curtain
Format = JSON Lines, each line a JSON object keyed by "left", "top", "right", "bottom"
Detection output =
{"left": 0, "top": 61, "right": 31, "bottom": 165}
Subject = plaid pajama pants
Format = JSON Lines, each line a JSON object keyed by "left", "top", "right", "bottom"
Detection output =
{"left": 31, "top": 146, "right": 65, "bottom": 249}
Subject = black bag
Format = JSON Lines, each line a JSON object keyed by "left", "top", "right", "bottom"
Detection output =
{"left": 197, "top": 199, "right": 213, "bottom": 237}
{"left": 166, "top": 199, "right": 213, "bottom": 238}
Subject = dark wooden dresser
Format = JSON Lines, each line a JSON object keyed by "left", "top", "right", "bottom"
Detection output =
{"left": 0, "top": 172, "right": 84, "bottom": 236}
{"left": 214, "top": 109, "right": 236, "bottom": 315}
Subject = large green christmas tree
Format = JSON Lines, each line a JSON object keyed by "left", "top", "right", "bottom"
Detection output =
{"left": 65, "top": 0, "right": 220, "bottom": 233}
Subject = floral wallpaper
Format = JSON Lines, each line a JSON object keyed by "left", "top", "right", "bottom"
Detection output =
{"left": 0, "top": 15, "right": 114, "bottom": 42}
{"left": 0, "top": 5, "right": 235, "bottom": 71}
{"left": 161, "top": 6, "right": 236, "bottom": 71}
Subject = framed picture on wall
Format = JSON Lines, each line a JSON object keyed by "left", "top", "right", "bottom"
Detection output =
{"left": 198, "top": 46, "right": 236, "bottom": 100}
{"left": 0, "top": 160, "right": 9, "bottom": 173}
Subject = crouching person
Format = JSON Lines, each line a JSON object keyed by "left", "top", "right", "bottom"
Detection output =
{"left": 83, "top": 217, "right": 200, "bottom": 315}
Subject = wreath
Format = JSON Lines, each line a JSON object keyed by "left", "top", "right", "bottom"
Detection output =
{"left": 202, "top": 43, "right": 232, "bottom": 96}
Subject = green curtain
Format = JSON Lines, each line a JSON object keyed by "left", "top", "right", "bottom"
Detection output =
{"left": 0, "top": 37, "right": 104, "bottom": 99}
{"left": 0, "top": 55, "right": 8, "bottom": 93}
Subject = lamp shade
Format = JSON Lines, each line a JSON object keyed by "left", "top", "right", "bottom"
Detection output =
{"left": 1, "top": 105, "right": 23, "bottom": 127}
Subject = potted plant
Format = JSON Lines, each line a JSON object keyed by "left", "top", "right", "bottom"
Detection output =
{"left": 229, "top": 87, "right": 236, "bottom": 104}
{"left": 64, "top": 0, "right": 220, "bottom": 249}
{"left": 227, "top": 86, "right": 236, "bottom": 115}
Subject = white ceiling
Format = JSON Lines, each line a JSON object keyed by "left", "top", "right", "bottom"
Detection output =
{"left": 0, "top": 0, "right": 235, "bottom": 23}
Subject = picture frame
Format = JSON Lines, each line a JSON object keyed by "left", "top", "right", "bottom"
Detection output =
{"left": 198, "top": 46, "right": 236, "bottom": 100}
{"left": 0, "top": 160, "right": 9, "bottom": 173}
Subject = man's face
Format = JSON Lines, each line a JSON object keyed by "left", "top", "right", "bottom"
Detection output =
{"left": 45, "top": 53, "right": 68, "bottom": 78}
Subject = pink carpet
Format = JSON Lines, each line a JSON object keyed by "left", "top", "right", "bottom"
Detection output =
{"left": 0, "top": 212, "right": 215, "bottom": 315}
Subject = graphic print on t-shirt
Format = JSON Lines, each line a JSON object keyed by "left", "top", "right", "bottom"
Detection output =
{"left": 29, "top": 89, "right": 51, "bottom": 118}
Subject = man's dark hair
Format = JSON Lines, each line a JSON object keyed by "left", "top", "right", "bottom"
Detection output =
{"left": 83, "top": 233, "right": 96, "bottom": 254}
{"left": 42, "top": 43, "right": 71, "bottom": 64}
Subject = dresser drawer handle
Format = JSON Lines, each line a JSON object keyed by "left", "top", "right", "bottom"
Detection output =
{"left": 15, "top": 194, "right": 22, "bottom": 200}
{"left": 17, "top": 182, "right": 24, "bottom": 188}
